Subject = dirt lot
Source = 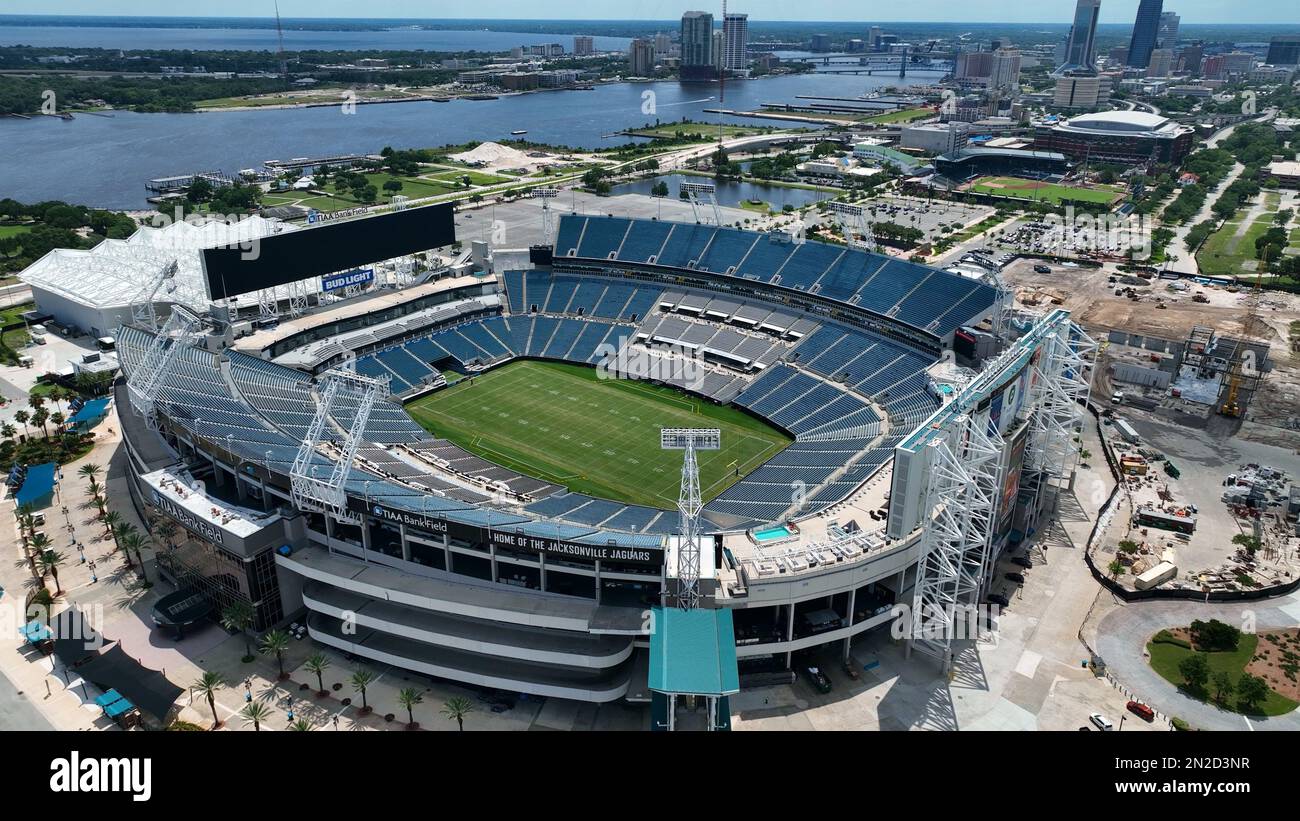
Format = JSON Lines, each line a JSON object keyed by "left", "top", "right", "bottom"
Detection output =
{"left": 1249, "top": 628, "right": 1300, "bottom": 703}
{"left": 1001, "top": 258, "right": 1300, "bottom": 449}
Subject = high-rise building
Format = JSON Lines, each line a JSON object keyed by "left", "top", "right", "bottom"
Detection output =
{"left": 990, "top": 48, "right": 1022, "bottom": 90}
{"left": 653, "top": 33, "right": 673, "bottom": 57}
{"left": 956, "top": 50, "right": 995, "bottom": 80}
{"left": 1266, "top": 35, "right": 1300, "bottom": 66}
{"left": 868, "top": 26, "right": 883, "bottom": 51}
{"left": 1157, "top": 12, "right": 1180, "bottom": 48}
{"left": 1108, "top": 46, "right": 1130, "bottom": 65}
{"left": 573, "top": 36, "right": 594, "bottom": 56}
{"left": 722, "top": 13, "right": 749, "bottom": 71}
{"left": 1053, "top": 72, "right": 1110, "bottom": 109}
{"left": 713, "top": 31, "right": 726, "bottom": 72}
{"left": 1178, "top": 43, "right": 1203, "bottom": 74}
{"left": 1146, "top": 49, "right": 1174, "bottom": 77}
{"left": 811, "top": 33, "right": 832, "bottom": 52}
{"left": 1127, "top": 0, "right": 1164, "bottom": 69}
{"left": 680, "top": 11, "right": 714, "bottom": 67}
{"left": 1061, "top": 0, "right": 1101, "bottom": 72}
{"left": 628, "top": 38, "right": 656, "bottom": 76}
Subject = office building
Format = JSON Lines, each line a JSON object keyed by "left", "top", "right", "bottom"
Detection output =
{"left": 713, "top": 31, "right": 726, "bottom": 72}
{"left": 1053, "top": 72, "right": 1110, "bottom": 109}
{"left": 1061, "top": 0, "right": 1102, "bottom": 72}
{"left": 1158, "top": 12, "right": 1180, "bottom": 48}
{"left": 990, "top": 48, "right": 1022, "bottom": 90}
{"left": 956, "top": 51, "right": 995, "bottom": 80}
{"left": 1266, "top": 35, "right": 1300, "bottom": 66}
{"left": 722, "top": 13, "right": 749, "bottom": 71}
{"left": 1127, "top": 0, "right": 1164, "bottom": 69}
{"left": 573, "top": 36, "right": 594, "bottom": 56}
{"left": 1179, "top": 43, "right": 1203, "bottom": 74}
{"left": 869, "top": 26, "right": 883, "bottom": 51}
{"left": 901, "top": 122, "right": 971, "bottom": 154}
{"left": 811, "top": 33, "right": 832, "bottom": 52}
{"left": 1147, "top": 49, "right": 1174, "bottom": 78}
{"left": 680, "top": 11, "right": 715, "bottom": 80}
{"left": 628, "top": 38, "right": 656, "bottom": 77}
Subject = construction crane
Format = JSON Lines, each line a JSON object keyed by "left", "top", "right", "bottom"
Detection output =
{"left": 1220, "top": 282, "right": 1262, "bottom": 418}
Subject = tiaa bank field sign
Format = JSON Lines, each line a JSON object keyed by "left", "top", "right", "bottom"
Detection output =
{"left": 322, "top": 268, "right": 374, "bottom": 292}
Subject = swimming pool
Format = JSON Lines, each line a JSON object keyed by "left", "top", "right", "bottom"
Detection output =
{"left": 753, "top": 525, "right": 791, "bottom": 542}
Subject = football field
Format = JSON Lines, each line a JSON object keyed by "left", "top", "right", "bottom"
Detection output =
{"left": 404, "top": 360, "right": 792, "bottom": 509}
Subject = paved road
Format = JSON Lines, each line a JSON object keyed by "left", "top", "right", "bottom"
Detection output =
{"left": 1096, "top": 595, "right": 1300, "bottom": 731}
{"left": 0, "top": 670, "right": 56, "bottom": 731}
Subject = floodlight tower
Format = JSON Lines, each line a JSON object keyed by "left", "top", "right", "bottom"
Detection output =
{"left": 679, "top": 181, "right": 724, "bottom": 226}
{"left": 660, "top": 428, "right": 720, "bottom": 609}
{"left": 825, "top": 202, "right": 876, "bottom": 251}
{"left": 528, "top": 188, "right": 560, "bottom": 241}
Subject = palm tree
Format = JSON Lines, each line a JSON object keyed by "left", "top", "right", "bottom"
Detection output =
{"left": 220, "top": 601, "right": 256, "bottom": 661}
{"left": 78, "top": 462, "right": 101, "bottom": 483}
{"left": 350, "top": 669, "right": 377, "bottom": 714}
{"left": 102, "top": 510, "right": 122, "bottom": 546}
{"left": 29, "top": 588, "right": 55, "bottom": 622}
{"left": 13, "top": 409, "right": 28, "bottom": 438}
{"left": 26, "top": 532, "right": 51, "bottom": 579}
{"left": 1, "top": 423, "right": 15, "bottom": 441}
{"left": 193, "top": 671, "right": 226, "bottom": 729}
{"left": 397, "top": 687, "right": 423, "bottom": 728}
{"left": 38, "top": 549, "right": 66, "bottom": 595}
{"left": 121, "top": 532, "right": 149, "bottom": 583}
{"left": 31, "top": 408, "right": 49, "bottom": 440}
{"left": 289, "top": 717, "right": 315, "bottom": 731}
{"left": 304, "top": 652, "right": 330, "bottom": 695}
{"left": 441, "top": 696, "right": 473, "bottom": 731}
{"left": 239, "top": 700, "right": 271, "bottom": 731}
{"left": 259, "top": 629, "right": 291, "bottom": 680}
{"left": 1108, "top": 560, "right": 1126, "bottom": 581}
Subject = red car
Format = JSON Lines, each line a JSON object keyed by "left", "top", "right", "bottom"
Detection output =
{"left": 1126, "top": 700, "right": 1155, "bottom": 722}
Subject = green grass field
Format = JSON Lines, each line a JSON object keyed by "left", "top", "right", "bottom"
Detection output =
{"left": 404, "top": 360, "right": 791, "bottom": 509}
{"left": 969, "top": 176, "right": 1123, "bottom": 205}
{"left": 1147, "top": 632, "right": 1298, "bottom": 717}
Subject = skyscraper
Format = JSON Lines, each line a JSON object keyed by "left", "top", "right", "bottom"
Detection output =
{"left": 868, "top": 26, "right": 883, "bottom": 51}
{"left": 722, "top": 13, "right": 749, "bottom": 71}
{"left": 680, "top": 11, "right": 714, "bottom": 68}
{"left": 1266, "top": 35, "right": 1300, "bottom": 66}
{"left": 990, "top": 48, "right": 1022, "bottom": 90}
{"left": 1157, "top": 12, "right": 1180, "bottom": 48}
{"left": 1061, "top": 0, "right": 1102, "bottom": 72}
{"left": 573, "top": 36, "right": 594, "bottom": 56}
{"left": 1127, "top": 0, "right": 1164, "bottom": 69}
{"left": 628, "top": 38, "right": 656, "bottom": 76}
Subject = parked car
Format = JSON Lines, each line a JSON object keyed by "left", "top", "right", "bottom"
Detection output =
{"left": 1126, "top": 701, "right": 1155, "bottom": 722}
{"left": 1011, "top": 555, "right": 1033, "bottom": 569}
{"left": 1004, "top": 572, "right": 1026, "bottom": 584}
{"left": 1090, "top": 712, "right": 1115, "bottom": 731}
{"left": 1033, "top": 264, "right": 1051, "bottom": 274}
{"left": 803, "top": 666, "right": 832, "bottom": 694}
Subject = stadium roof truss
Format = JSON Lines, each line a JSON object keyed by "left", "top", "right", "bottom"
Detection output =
{"left": 291, "top": 368, "right": 390, "bottom": 521}
{"left": 123, "top": 305, "right": 204, "bottom": 431}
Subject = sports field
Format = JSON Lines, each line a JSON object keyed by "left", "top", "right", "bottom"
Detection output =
{"left": 969, "top": 176, "right": 1123, "bottom": 205}
{"left": 404, "top": 360, "right": 792, "bottom": 509}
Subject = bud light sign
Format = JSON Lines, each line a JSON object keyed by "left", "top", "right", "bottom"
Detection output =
{"left": 322, "top": 268, "right": 374, "bottom": 292}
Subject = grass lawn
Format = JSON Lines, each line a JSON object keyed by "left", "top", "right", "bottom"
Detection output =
{"left": 863, "top": 107, "right": 932, "bottom": 125}
{"left": 404, "top": 359, "right": 791, "bottom": 509}
{"left": 0, "top": 225, "right": 32, "bottom": 240}
{"left": 1147, "top": 632, "right": 1298, "bottom": 717}
{"left": 425, "top": 169, "right": 513, "bottom": 186}
{"left": 970, "top": 176, "right": 1122, "bottom": 205}
{"left": 1196, "top": 212, "right": 1276, "bottom": 277}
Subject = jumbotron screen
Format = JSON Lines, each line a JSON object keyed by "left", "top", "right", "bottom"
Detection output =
{"left": 200, "top": 203, "right": 456, "bottom": 300}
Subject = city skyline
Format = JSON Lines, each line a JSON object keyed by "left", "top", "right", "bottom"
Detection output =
{"left": 4, "top": 1, "right": 1300, "bottom": 25}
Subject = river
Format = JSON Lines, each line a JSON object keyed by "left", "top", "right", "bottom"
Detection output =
{"left": 0, "top": 73, "right": 906, "bottom": 208}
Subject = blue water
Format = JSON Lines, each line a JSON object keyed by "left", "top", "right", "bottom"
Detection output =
{"left": 754, "top": 525, "right": 791, "bottom": 542}
{"left": 0, "top": 73, "right": 898, "bottom": 208}
{"left": 0, "top": 24, "right": 632, "bottom": 53}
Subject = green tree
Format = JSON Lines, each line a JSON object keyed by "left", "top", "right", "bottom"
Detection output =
{"left": 193, "top": 671, "right": 226, "bottom": 729}
{"left": 221, "top": 601, "right": 256, "bottom": 662}
{"left": 289, "top": 717, "right": 315, "bottom": 731}
{"left": 259, "top": 629, "right": 291, "bottom": 679}
{"left": 397, "top": 687, "right": 423, "bottom": 727}
{"left": 1236, "top": 673, "right": 1270, "bottom": 711}
{"left": 351, "top": 669, "right": 377, "bottom": 713}
{"left": 1107, "top": 560, "right": 1126, "bottom": 580}
{"left": 304, "top": 652, "right": 331, "bottom": 694}
{"left": 1211, "top": 671, "right": 1235, "bottom": 704}
{"left": 441, "top": 696, "right": 473, "bottom": 731}
{"left": 38, "top": 549, "right": 66, "bottom": 595}
{"left": 1178, "top": 653, "right": 1211, "bottom": 692}
{"left": 239, "top": 700, "right": 271, "bottom": 731}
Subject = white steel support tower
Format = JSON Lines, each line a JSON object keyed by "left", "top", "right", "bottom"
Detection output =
{"left": 826, "top": 202, "right": 876, "bottom": 251}
{"left": 130, "top": 259, "right": 181, "bottom": 332}
{"left": 1022, "top": 322, "right": 1096, "bottom": 511}
{"left": 907, "top": 411, "right": 1004, "bottom": 673}
{"left": 290, "top": 369, "right": 390, "bottom": 521}
{"left": 661, "top": 428, "right": 720, "bottom": 609}
{"left": 680, "top": 182, "right": 724, "bottom": 227}
{"left": 528, "top": 188, "right": 560, "bottom": 241}
{"left": 123, "top": 305, "right": 203, "bottom": 431}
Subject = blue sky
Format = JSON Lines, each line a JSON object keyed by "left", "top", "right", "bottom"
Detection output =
{"left": 4, "top": 1, "right": 1298, "bottom": 25}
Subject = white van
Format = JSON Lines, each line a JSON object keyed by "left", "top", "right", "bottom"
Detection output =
{"left": 1089, "top": 712, "right": 1114, "bottom": 731}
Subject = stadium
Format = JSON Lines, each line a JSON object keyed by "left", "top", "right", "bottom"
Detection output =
{"left": 24, "top": 200, "right": 1095, "bottom": 728}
